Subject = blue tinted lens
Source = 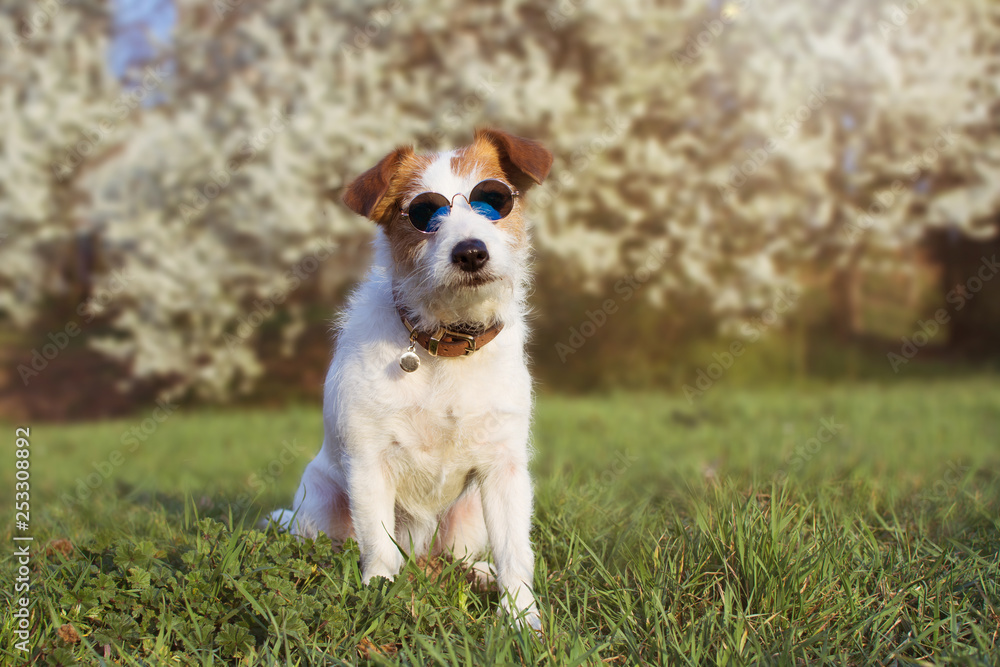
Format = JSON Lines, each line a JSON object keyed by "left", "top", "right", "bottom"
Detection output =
{"left": 471, "top": 201, "right": 501, "bottom": 221}
{"left": 425, "top": 206, "right": 450, "bottom": 233}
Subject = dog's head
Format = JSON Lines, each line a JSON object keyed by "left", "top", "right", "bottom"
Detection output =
{"left": 343, "top": 128, "right": 553, "bottom": 329}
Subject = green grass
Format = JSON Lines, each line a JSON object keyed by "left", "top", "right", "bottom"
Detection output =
{"left": 2, "top": 379, "right": 999, "bottom": 665}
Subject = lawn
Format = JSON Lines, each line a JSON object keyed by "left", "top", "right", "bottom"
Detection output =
{"left": 2, "top": 379, "right": 999, "bottom": 665}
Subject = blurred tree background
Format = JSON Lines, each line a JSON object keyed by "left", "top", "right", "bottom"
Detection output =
{"left": 1, "top": 0, "right": 998, "bottom": 419}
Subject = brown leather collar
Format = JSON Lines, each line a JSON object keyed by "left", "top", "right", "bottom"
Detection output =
{"left": 398, "top": 310, "right": 503, "bottom": 357}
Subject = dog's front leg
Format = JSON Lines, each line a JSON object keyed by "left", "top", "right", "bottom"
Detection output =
{"left": 480, "top": 451, "right": 540, "bottom": 631}
{"left": 349, "top": 458, "right": 403, "bottom": 583}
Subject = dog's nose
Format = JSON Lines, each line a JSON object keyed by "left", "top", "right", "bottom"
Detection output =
{"left": 451, "top": 239, "right": 490, "bottom": 272}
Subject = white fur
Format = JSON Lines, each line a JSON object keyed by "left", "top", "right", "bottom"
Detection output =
{"left": 269, "top": 152, "right": 540, "bottom": 630}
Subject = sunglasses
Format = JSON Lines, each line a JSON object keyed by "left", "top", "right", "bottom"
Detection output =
{"left": 401, "top": 179, "right": 520, "bottom": 233}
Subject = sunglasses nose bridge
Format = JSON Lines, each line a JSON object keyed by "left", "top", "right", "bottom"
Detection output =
{"left": 450, "top": 193, "right": 473, "bottom": 211}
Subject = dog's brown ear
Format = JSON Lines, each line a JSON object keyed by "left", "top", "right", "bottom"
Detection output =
{"left": 343, "top": 145, "right": 414, "bottom": 221}
{"left": 475, "top": 128, "right": 553, "bottom": 192}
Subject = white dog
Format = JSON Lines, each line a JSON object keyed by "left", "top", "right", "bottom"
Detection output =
{"left": 269, "top": 128, "right": 553, "bottom": 630}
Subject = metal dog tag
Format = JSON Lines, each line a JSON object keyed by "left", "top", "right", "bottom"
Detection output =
{"left": 399, "top": 344, "right": 420, "bottom": 373}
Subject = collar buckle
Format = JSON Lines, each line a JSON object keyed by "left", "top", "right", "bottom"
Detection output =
{"left": 449, "top": 330, "right": 478, "bottom": 356}
{"left": 426, "top": 327, "right": 478, "bottom": 356}
{"left": 397, "top": 305, "right": 501, "bottom": 358}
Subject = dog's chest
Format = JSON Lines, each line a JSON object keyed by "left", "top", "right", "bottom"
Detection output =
{"left": 385, "top": 401, "right": 482, "bottom": 508}
{"left": 334, "top": 292, "right": 529, "bottom": 511}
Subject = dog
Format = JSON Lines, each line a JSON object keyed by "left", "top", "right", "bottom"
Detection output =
{"left": 269, "top": 128, "right": 553, "bottom": 630}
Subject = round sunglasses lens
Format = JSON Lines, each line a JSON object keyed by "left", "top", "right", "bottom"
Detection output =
{"left": 470, "top": 180, "right": 514, "bottom": 219}
{"left": 407, "top": 194, "right": 450, "bottom": 232}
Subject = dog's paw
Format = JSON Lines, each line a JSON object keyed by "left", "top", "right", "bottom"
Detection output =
{"left": 500, "top": 602, "right": 543, "bottom": 634}
{"left": 517, "top": 607, "right": 543, "bottom": 634}
{"left": 362, "top": 573, "right": 395, "bottom": 585}
{"left": 528, "top": 611, "right": 543, "bottom": 633}
{"left": 500, "top": 586, "right": 542, "bottom": 634}
{"left": 361, "top": 559, "right": 403, "bottom": 584}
